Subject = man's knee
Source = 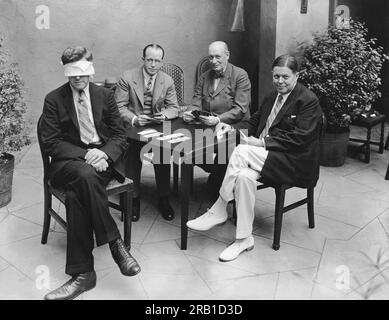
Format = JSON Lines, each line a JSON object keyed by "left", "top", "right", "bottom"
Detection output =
{"left": 74, "top": 164, "right": 99, "bottom": 184}
{"left": 236, "top": 168, "right": 258, "bottom": 185}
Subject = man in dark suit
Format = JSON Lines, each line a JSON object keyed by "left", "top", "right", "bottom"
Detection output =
{"left": 183, "top": 41, "right": 252, "bottom": 196}
{"left": 40, "top": 46, "right": 140, "bottom": 300}
{"left": 115, "top": 44, "right": 178, "bottom": 221}
{"left": 187, "top": 54, "right": 323, "bottom": 262}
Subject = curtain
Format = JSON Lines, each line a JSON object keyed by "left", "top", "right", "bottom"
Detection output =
{"left": 228, "top": 0, "right": 245, "bottom": 32}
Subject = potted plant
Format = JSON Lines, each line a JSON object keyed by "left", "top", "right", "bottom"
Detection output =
{"left": 0, "top": 35, "right": 30, "bottom": 208}
{"left": 298, "top": 19, "right": 388, "bottom": 166}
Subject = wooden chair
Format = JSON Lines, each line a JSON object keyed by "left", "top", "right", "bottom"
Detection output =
{"left": 195, "top": 56, "right": 212, "bottom": 85}
{"left": 349, "top": 113, "right": 386, "bottom": 163}
{"left": 233, "top": 115, "right": 326, "bottom": 251}
{"left": 161, "top": 63, "right": 185, "bottom": 106}
{"left": 37, "top": 116, "right": 134, "bottom": 248}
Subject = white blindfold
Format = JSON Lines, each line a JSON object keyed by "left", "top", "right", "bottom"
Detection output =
{"left": 63, "top": 60, "right": 95, "bottom": 77}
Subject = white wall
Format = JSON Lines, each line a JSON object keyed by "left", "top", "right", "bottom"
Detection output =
{"left": 276, "top": 0, "right": 330, "bottom": 56}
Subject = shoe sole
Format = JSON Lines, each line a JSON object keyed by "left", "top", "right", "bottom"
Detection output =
{"left": 219, "top": 245, "right": 254, "bottom": 262}
{"left": 187, "top": 220, "right": 227, "bottom": 231}
{"left": 45, "top": 282, "right": 96, "bottom": 300}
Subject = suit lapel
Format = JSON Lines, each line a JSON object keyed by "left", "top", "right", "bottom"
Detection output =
{"left": 270, "top": 83, "right": 300, "bottom": 129}
{"left": 133, "top": 67, "right": 145, "bottom": 107}
{"left": 152, "top": 71, "right": 164, "bottom": 108}
{"left": 62, "top": 83, "right": 80, "bottom": 133}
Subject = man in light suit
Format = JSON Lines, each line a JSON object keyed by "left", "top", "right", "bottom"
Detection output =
{"left": 115, "top": 44, "right": 179, "bottom": 221}
{"left": 183, "top": 41, "right": 251, "bottom": 196}
{"left": 40, "top": 46, "right": 140, "bottom": 300}
{"left": 187, "top": 54, "right": 323, "bottom": 262}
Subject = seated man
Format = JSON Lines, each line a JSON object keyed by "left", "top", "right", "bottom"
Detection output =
{"left": 187, "top": 54, "right": 323, "bottom": 262}
{"left": 40, "top": 46, "right": 140, "bottom": 300}
{"left": 115, "top": 44, "right": 179, "bottom": 221}
{"left": 183, "top": 41, "right": 251, "bottom": 196}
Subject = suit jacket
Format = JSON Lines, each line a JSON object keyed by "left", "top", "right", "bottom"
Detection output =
{"left": 237, "top": 83, "right": 323, "bottom": 187}
{"left": 191, "top": 63, "right": 251, "bottom": 124}
{"left": 114, "top": 67, "right": 179, "bottom": 125}
{"left": 40, "top": 82, "right": 128, "bottom": 183}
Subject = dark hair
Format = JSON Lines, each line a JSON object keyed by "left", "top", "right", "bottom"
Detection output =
{"left": 272, "top": 54, "right": 300, "bottom": 73}
{"left": 142, "top": 44, "right": 165, "bottom": 59}
{"left": 61, "top": 46, "right": 93, "bottom": 65}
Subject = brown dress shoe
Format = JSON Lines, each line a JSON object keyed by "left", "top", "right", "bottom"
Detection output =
{"left": 44, "top": 271, "right": 96, "bottom": 300}
{"left": 109, "top": 238, "right": 141, "bottom": 276}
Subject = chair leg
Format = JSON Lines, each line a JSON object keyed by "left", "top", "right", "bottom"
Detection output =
{"left": 365, "top": 128, "right": 371, "bottom": 163}
{"left": 385, "top": 131, "right": 389, "bottom": 150}
{"left": 41, "top": 190, "right": 52, "bottom": 244}
{"left": 232, "top": 200, "right": 237, "bottom": 226}
{"left": 307, "top": 187, "right": 315, "bottom": 229}
{"left": 385, "top": 163, "right": 389, "bottom": 180}
{"left": 379, "top": 121, "right": 385, "bottom": 154}
{"left": 120, "top": 191, "right": 132, "bottom": 250}
{"left": 272, "top": 186, "right": 286, "bottom": 251}
{"left": 173, "top": 163, "right": 179, "bottom": 196}
{"left": 189, "top": 165, "right": 194, "bottom": 195}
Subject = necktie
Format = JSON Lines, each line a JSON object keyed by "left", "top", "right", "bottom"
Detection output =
{"left": 259, "top": 94, "right": 284, "bottom": 139}
{"left": 77, "top": 90, "right": 95, "bottom": 144}
{"left": 145, "top": 76, "right": 153, "bottom": 92}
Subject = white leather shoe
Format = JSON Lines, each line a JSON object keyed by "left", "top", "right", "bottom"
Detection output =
{"left": 186, "top": 210, "right": 227, "bottom": 231}
{"left": 219, "top": 236, "right": 254, "bottom": 262}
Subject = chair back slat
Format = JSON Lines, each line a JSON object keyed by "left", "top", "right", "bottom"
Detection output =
{"left": 160, "top": 63, "right": 184, "bottom": 106}
{"left": 36, "top": 116, "right": 51, "bottom": 182}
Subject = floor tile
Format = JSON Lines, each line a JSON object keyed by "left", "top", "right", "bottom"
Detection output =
{"left": 184, "top": 235, "right": 321, "bottom": 275}
{"left": 0, "top": 215, "right": 43, "bottom": 246}
{"left": 253, "top": 208, "right": 360, "bottom": 252}
{"left": 205, "top": 273, "right": 278, "bottom": 300}
{"left": 137, "top": 241, "right": 197, "bottom": 276}
{"left": 0, "top": 266, "right": 44, "bottom": 300}
{"left": 316, "top": 219, "right": 389, "bottom": 293}
{"left": 274, "top": 268, "right": 317, "bottom": 300}
{"left": 6, "top": 172, "right": 43, "bottom": 212}
{"left": 139, "top": 273, "right": 211, "bottom": 300}
{"left": 0, "top": 233, "right": 66, "bottom": 281}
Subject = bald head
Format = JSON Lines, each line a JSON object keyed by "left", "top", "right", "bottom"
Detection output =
{"left": 208, "top": 41, "right": 230, "bottom": 73}
{"left": 209, "top": 41, "right": 229, "bottom": 54}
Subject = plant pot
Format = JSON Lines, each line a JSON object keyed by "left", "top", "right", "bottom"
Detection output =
{"left": 320, "top": 130, "right": 350, "bottom": 167}
{"left": 0, "top": 153, "right": 15, "bottom": 208}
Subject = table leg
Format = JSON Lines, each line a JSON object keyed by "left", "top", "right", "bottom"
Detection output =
{"left": 366, "top": 128, "right": 371, "bottom": 163}
{"left": 379, "top": 121, "right": 385, "bottom": 154}
{"left": 180, "top": 162, "right": 192, "bottom": 250}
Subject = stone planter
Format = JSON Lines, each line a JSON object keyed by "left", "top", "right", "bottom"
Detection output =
{"left": 320, "top": 130, "right": 350, "bottom": 167}
{"left": 0, "top": 153, "right": 15, "bottom": 208}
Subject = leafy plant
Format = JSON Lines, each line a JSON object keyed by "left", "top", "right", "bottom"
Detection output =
{"left": 0, "top": 34, "right": 30, "bottom": 163}
{"left": 298, "top": 19, "right": 389, "bottom": 133}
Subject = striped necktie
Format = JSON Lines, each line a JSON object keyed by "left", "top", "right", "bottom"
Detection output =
{"left": 77, "top": 90, "right": 95, "bottom": 144}
{"left": 145, "top": 75, "right": 153, "bottom": 92}
{"left": 259, "top": 94, "right": 284, "bottom": 139}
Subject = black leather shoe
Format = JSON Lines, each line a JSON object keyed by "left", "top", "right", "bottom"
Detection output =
{"left": 158, "top": 197, "right": 175, "bottom": 221}
{"left": 44, "top": 271, "right": 96, "bottom": 300}
{"left": 132, "top": 197, "right": 140, "bottom": 222}
{"left": 109, "top": 238, "right": 141, "bottom": 276}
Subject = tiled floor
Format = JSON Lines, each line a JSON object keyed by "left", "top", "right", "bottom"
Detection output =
{"left": 1, "top": 124, "right": 389, "bottom": 300}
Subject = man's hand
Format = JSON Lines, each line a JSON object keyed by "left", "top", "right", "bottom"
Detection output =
{"left": 183, "top": 111, "right": 195, "bottom": 123}
{"left": 239, "top": 131, "right": 264, "bottom": 147}
{"left": 152, "top": 113, "right": 166, "bottom": 121}
{"left": 134, "top": 115, "right": 153, "bottom": 126}
{"left": 91, "top": 158, "right": 109, "bottom": 172}
{"left": 85, "top": 148, "right": 108, "bottom": 165}
{"left": 199, "top": 115, "right": 220, "bottom": 126}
